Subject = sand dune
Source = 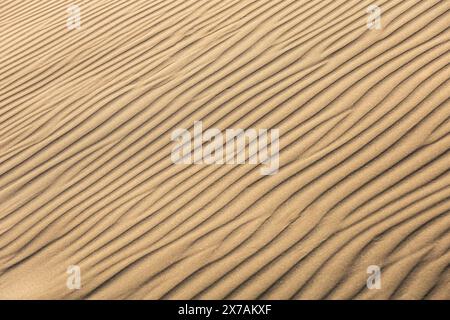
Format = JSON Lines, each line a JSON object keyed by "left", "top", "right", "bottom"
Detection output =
{"left": 0, "top": 0, "right": 449, "bottom": 299}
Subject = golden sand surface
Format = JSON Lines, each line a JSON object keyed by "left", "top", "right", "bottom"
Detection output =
{"left": 0, "top": 0, "right": 449, "bottom": 299}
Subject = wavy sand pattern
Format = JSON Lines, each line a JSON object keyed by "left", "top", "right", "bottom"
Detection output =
{"left": 0, "top": 0, "right": 449, "bottom": 300}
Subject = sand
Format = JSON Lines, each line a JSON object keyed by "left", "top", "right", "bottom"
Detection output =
{"left": 0, "top": 0, "right": 449, "bottom": 300}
